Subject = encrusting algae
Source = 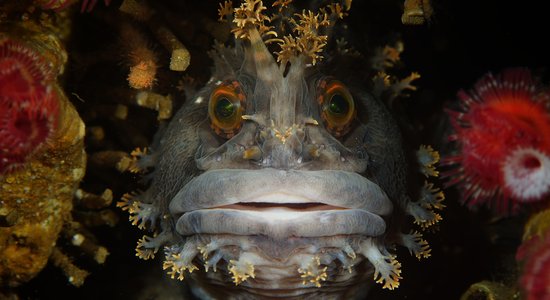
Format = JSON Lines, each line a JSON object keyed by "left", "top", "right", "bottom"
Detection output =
{"left": 0, "top": 3, "right": 112, "bottom": 292}
{"left": 0, "top": 31, "right": 88, "bottom": 286}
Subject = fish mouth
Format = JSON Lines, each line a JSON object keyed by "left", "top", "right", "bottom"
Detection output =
{"left": 212, "top": 202, "right": 346, "bottom": 211}
{"left": 170, "top": 168, "right": 393, "bottom": 239}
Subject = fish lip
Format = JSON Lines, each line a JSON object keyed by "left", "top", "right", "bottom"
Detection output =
{"left": 169, "top": 168, "right": 393, "bottom": 215}
{"left": 175, "top": 208, "right": 387, "bottom": 238}
{"left": 169, "top": 168, "right": 392, "bottom": 238}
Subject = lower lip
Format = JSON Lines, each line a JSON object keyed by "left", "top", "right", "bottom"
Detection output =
{"left": 174, "top": 208, "right": 386, "bottom": 239}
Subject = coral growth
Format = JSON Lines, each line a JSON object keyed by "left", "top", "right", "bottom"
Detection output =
{"left": 0, "top": 37, "right": 58, "bottom": 174}
{"left": 36, "top": 0, "right": 111, "bottom": 12}
{"left": 517, "top": 209, "right": 550, "bottom": 300}
{"left": 401, "top": 0, "right": 433, "bottom": 25}
{"left": 80, "top": 0, "right": 112, "bottom": 13}
{"left": 1, "top": 16, "right": 111, "bottom": 291}
{"left": 443, "top": 68, "right": 550, "bottom": 213}
{"left": 119, "top": 24, "right": 158, "bottom": 90}
{"left": 36, "top": 0, "right": 77, "bottom": 11}
{"left": 0, "top": 83, "right": 87, "bottom": 287}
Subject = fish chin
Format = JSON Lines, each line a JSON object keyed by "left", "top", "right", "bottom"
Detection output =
{"left": 185, "top": 234, "right": 376, "bottom": 299}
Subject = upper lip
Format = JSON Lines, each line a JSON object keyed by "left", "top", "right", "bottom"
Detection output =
{"left": 169, "top": 168, "right": 393, "bottom": 216}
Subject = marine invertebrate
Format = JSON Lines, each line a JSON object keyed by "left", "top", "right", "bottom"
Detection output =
{"left": 36, "top": 0, "right": 77, "bottom": 11}
{"left": 1, "top": 20, "right": 109, "bottom": 291}
{"left": 119, "top": 0, "right": 190, "bottom": 73}
{"left": 35, "top": 0, "right": 111, "bottom": 12}
{"left": 0, "top": 82, "right": 87, "bottom": 287}
{"left": 0, "top": 37, "right": 58, "bottom": 174}
{"left": 443, "top": 68, "right": 550, "bottom": 213}
{"left": 120, "top": 0, "right": 443, "bottom": 298}
{"left": 460, "top": 280, "right": 518, "bottom": 300}
{"left": 516, "top": 209, "right": 550, "bottom": 300}
{"left": 119, "top": 24, "right": 158, "bottom": 90}
{"left": 401, "top": 0, "right": 433, "bottom": 25}
{"left": 80, "top": 0, "right": 111, "bottom": 13}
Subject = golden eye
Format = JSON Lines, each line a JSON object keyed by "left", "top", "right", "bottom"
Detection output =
{"left": 208, "top": 81, "right": 245, "bottom": 138}
{"left": 318, "top": 79, "right": 356, "bottom": 137}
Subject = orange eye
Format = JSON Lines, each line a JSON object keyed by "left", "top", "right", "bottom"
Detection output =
{"left": 318, "top": 79, "right": 356, "bottom": 137}
{"left": 208, "top": 81, "right": 246, "bottom": 138}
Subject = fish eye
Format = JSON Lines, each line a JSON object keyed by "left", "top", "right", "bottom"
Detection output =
{"left": 208, "top": 81, "right": 246, "bottom": 138}
{"left": 318, "top": 79, "right": 356, "bottom": 137}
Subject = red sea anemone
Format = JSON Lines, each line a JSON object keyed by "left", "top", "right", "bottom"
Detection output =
{"left": 443, "top": 68, "right": 550, "bottom": 214}
{"left": 0, "top": 38, "right": 58, "bottom": 174}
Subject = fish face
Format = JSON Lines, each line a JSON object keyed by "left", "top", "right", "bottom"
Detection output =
{"left": 139, "top": 46, "right": 405, "bottom": 297}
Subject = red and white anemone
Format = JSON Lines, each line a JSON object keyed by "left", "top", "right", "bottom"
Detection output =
{"left": 443, "top": 68, "right": 550, "bottom": 214}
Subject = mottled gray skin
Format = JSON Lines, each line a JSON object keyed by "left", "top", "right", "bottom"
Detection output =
{"left": 142, "top": 29, "right": 410, "bottom": 299}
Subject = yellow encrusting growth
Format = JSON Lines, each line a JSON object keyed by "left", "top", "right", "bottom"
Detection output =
{"left": 399, "top": 231, "right": 431, "bottom": 259}
{"left": 370, "top": 41, "right": 423, "bottom": 106}
{"left": 135, "top": 235, "right": 158, "bottom": 260}
{"left": 408, "top": 200, "right": 443, "bottom": 229}
{"left": 50, "top": 247, "right": 90, "bottom": 288}
{"left": 197, "top": 244, "right": 210, "bottom": 260}
{"left": 374, "top": 255, "right": 401, "bottom": 290}
{"left": 128, "top": 60, "right": 157, "bottom": 89}
{"left": 135, "top": 91, "right": 173, "bottom": 120}
{"left": 522, "top": 208, "right": 550, "bottom": 241}
{"left": 118, "top": 192, "right": 158, "bottom": 230}
{"left": 242, "top": 146, "right": 262, "bottom": 160}
{"left": 420, "top": 181, "right": 446, "bottom": 210}
{"left": 403, "top": 144, "right": 445, "bottom": 235}
{"left": 272, "top": 0, "right": 292, "bottom": 11}
{"left": 228, "top": 259, "right": 256, "bottom": 285}
{"left": 231, "top": 0, "right": 276, "bottom": 40}
{"left": 359, "top": 239, "right": 402, "bottom": 290}
{"left": 298, "top": 256, "right": 328, "bottom": 288}
{"left": 119, "top": 24, "right": 158, "bottom": 90}
{"left": 163, "top": 252, "right": 199, "bottom": 281}
{"left": 276, "top": 4, "right": 348, "bottom": 65}
{"left": 218, "top": 1, "right": 234, "bottom": 21}
{"left": 402, "top": 0, "right": 433, "bottom": 25}
{"left": 115, "top": 148, "right": 149, "bottom": 174}
{"left": 417, "top": 144, "right": 441, "bottom": 177}
{"left": 220, "top": 0, "right": 351, "bottom": 66}
{"left": 390, "top": 72, "right": 421, "bottom": 99}
{"left": 372, "top": 42, "right": 404, "bottom": 71}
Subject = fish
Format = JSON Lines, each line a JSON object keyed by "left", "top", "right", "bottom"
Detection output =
{"left": 119, "top": 1, "right": 443, "bottom": 298}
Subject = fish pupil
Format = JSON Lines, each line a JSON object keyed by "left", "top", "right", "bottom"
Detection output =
{"left": 329, "top": 94, "right": 348, "bottom": 115}
{"left": 216, "top": 97, "right": 235, "bottom": 118}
